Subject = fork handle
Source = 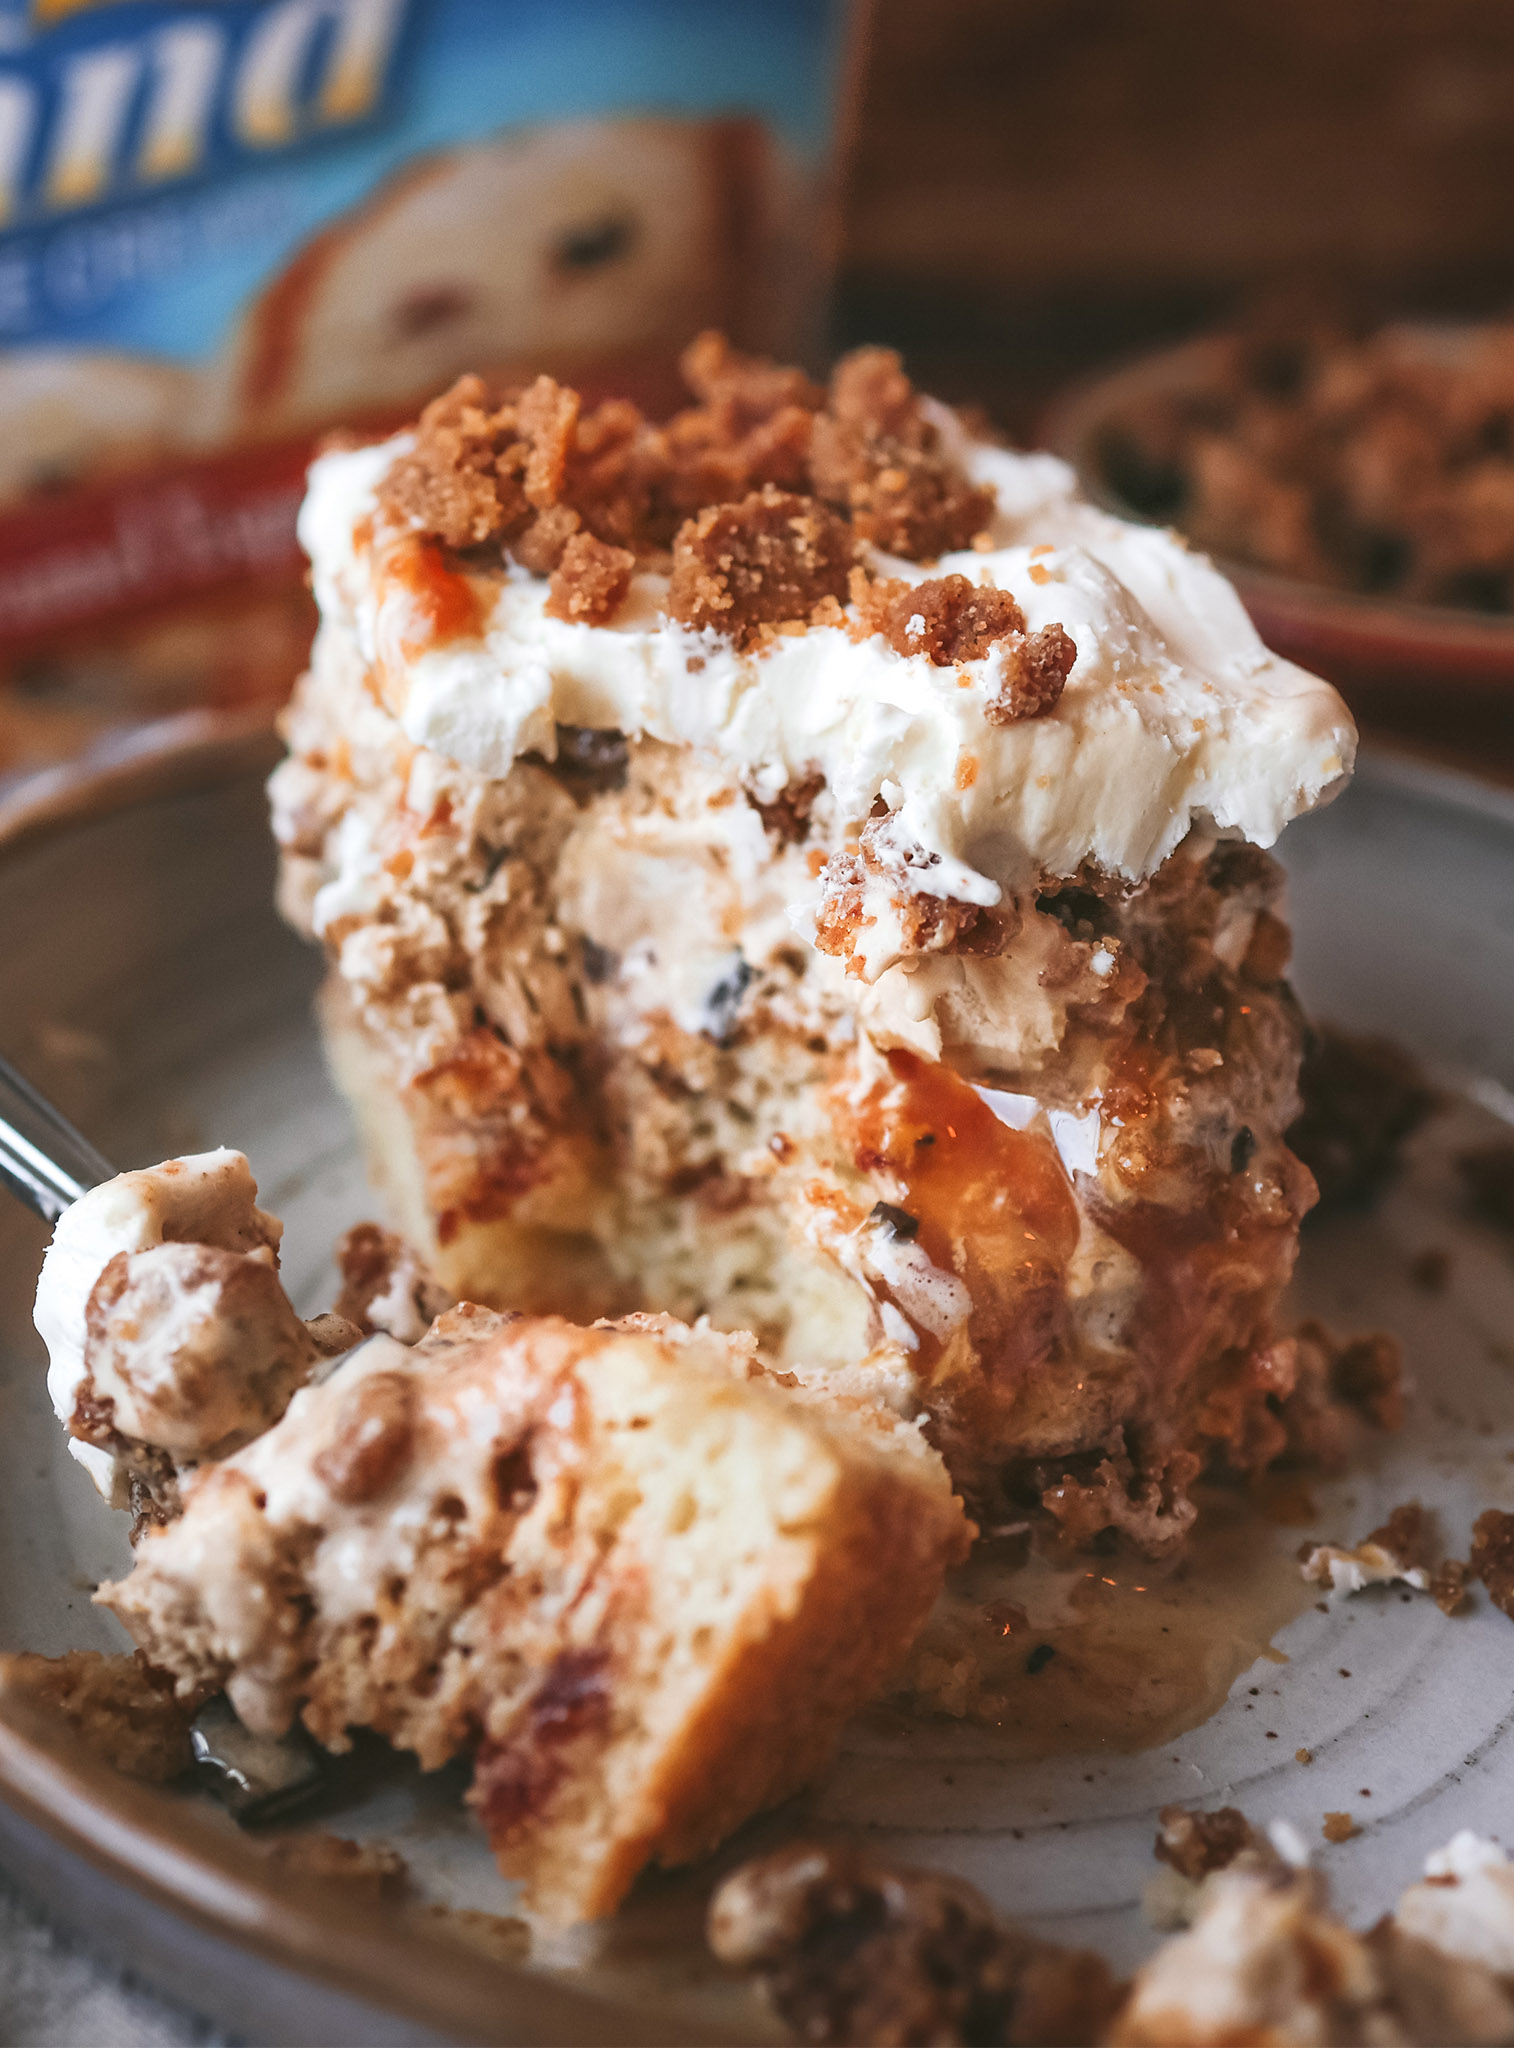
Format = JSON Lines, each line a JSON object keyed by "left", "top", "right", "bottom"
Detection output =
{"left": 0, "top": 1057, "right": 115, "bottom": 1224}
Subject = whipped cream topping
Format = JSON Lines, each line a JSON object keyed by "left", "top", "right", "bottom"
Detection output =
{"left": 300, "top": 417, "right": 1355, "bottom": 902}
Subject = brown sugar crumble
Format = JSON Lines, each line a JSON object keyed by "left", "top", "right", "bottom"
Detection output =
{"left": 1154, "top": 1805, "right": 1258, "bottom": 1880}
{"left": 372, "top": 336, "right": 1081, "bottom": 669}
{"left": 657, "top": 329, "right": 820, "bottom": 522}
{"left": 708, "top": 1840, "right": 1121, "bottom": 2048}
{"left": 810, "top": 345, "right": 998, "bottom": 560}
{"left": 666, "top": 486, "right": 855, "bottom": 648}
{"left": 1470, "top": 1508, "right": 1514, "bottom": 1619}
{"left": 544, "top": 530, "right": 635, "bottom": 626}
{"left": 853, "top": 569, "right": 1025, "bottom": 664}
{"left": 985, "top": 623, "right": 1079, "bottom": 724}
{"left": 382, "top": 370, "right": 648, "bottom": 563}
{"left": 379, "top": 335, "right": 1005, "bottom": 649}
{"left": 1322, "top": 1812, "right": 1361, "bottom": 1844}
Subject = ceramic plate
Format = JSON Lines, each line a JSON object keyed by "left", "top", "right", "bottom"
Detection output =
{"left": 0, "top": 745, "right": 1511, "bottom": 2044}
{"left": 1041, "top": 336, "right": 1514, "bottom": 704}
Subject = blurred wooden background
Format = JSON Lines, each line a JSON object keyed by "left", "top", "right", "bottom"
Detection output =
{"left": 837, "top": 0, "right": 1514, "bottom": 433}
{"left": 834, "top": 0, "right": 1514, "bottom": 768}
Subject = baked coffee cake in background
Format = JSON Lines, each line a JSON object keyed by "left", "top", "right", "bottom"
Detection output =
{"left": 271, "top": 332, "right": 1357, "bottom": 1536}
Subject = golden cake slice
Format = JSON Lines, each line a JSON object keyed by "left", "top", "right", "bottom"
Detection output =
{"left": 99, "top": 1306, "right": 969, "bottom": 1924}
{"left": 271, "top": 334, "right": 1358, "bottom": 1539}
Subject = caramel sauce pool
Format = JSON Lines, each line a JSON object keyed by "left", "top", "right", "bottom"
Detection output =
{"left": 887, "top": 1482, "right": 1320, "bottom": 1758}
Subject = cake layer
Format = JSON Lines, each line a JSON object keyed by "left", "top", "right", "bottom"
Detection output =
{"left": 101, "top": 1307, "right": 968, "bottom": 1923}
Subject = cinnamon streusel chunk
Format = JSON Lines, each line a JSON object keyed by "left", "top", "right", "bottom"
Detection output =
{"left": 666, "top": 486, "right": 855, "bottom": 645}
{"left": 810, "top": 346, "right": 996, "bottom": 560}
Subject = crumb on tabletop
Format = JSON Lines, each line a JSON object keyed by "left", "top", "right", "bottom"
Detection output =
{"left": 1323, "top": 1812, "right": 1361, "bottom": 1844}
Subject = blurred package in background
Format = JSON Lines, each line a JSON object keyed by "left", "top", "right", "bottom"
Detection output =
{"left": 0, "top": 0, "right": 856, "bottom": 810}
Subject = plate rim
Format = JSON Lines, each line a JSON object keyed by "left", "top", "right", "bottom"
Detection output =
{"left": 1039, "top": 333, "right": 1514, "bottom": 686}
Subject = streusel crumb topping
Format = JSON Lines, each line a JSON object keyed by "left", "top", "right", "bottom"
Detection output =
{"left": 374, "top": 334, "right": 1056, "bottom": 655}
{"left": 666, "top": 486, "right": 856, "bottom": 647}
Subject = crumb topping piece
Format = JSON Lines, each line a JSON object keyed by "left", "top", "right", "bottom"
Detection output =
{"left": 1302, "top": 1500, "right": 1434, "bottom": 1596}
{"left": 1471, "top": 1508, "right": 1514, "bottom": 1619}
{"left": 666, "top": 486, "right": 856, "bottom": 648}
{"left": 986, "top": 624, "right": 1080, "bottom": 724}
{"left": 544, "top": 531, "right": 636, "bottom": 627}
{"left": 376, "top": 336, "right": 1014, "bottom": 655}
{"left": 854, "top": 569, "right": 1025, "bottom": 664}
{"left": 381, "top": 371, "right": 650, "bottom": 564}
{"left": 656, "top": 330, "right": 820, "bottom": 523}
{"left": 810, "top": 346, "right": 998, "bottom": 559}
{"left": 708, "top": 1840, "right": 1121, "bottom": 2048}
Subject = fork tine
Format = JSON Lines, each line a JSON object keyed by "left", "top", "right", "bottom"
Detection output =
{"left": 0, "top": 1056, "right": 115, "bottom": 1224}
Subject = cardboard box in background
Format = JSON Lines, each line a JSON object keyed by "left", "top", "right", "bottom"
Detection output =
{"left": 0, "top": 0, "right": 856, "bottom": 807}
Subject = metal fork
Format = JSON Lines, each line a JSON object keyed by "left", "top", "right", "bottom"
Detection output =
{"left": 0, "top": 1055, "right": 115, "bottom": 1222}
{"left": 0, "top": 1055, "right": 326, "bottom": 1817}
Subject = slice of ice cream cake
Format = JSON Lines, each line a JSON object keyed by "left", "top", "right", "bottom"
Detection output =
{"left": 271, "top": 334, "right": 1357, "bottom": 1538}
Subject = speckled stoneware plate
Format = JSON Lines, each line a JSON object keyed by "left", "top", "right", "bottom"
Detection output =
{"left": 0, "top": 745, "right": 1512, "bottom": 2045}
{"left": 1042, "top": 335, "right": 1514, "bottom": 705}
